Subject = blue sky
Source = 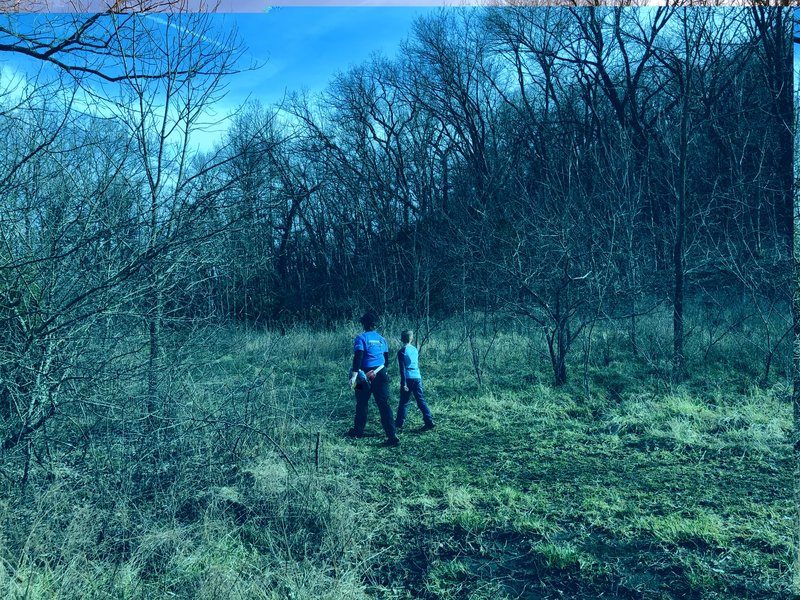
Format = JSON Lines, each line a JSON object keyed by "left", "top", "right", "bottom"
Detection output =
{"left": 4, "top": 8, "right": 796, "bottom": 150}
{"left": 216, "top": 7, "right": 437, "bottom": 108}
{"left": 0, "top": 9, "right": 438, "bottom": 150}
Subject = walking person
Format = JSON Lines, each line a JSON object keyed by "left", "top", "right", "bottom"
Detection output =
{"left": 395, "top": 330, "right": 435, "bottom": 431}
{"left": 347, "top": 312, "right": 400, "bottom": 447}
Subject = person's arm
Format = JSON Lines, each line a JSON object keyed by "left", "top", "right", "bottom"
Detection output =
{"left": 351, "top": 350, "right": 363, "bottom": 373}
{"left": 349, "top": 334, "right": 364, "bottom": 387}
{"left": 397, "top": 348, "right": 405, "bottom": 388}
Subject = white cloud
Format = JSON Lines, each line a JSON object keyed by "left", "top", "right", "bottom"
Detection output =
{"left": 0, "top": 62, "right": 29, "bottom": 104}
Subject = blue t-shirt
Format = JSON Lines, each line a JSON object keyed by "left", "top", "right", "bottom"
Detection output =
{"left": 354, "top": 331, "right": 388, "bottom": 369}
{"left": 400, "top": 344, "right": 421, "bottom": 380}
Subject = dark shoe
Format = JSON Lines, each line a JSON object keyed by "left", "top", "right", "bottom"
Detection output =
{"left": 346, "top": 429, "right": 364, "bottom": 439}
{"left": 422, "top": 422, "right": 436, "bottom": 431}
{"left": 382, "top": 437, "right": 400, "bottom": 447}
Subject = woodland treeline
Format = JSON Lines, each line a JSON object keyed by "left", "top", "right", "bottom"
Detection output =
{"left": 223, "top": 7, "right": 791, "bottom": 388}
{"left": 0, "top": 7, "right": 793, "bottom": 465}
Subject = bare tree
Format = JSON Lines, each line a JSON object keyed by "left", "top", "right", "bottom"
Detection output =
{"left": 0, "top": 11, "right": 247, "bottom": 476}
{"left": 0, "top": 103, "right": 144, "bottom": 478}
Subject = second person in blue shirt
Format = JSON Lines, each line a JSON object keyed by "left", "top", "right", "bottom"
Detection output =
{"left": 395, "top": 329, "right": 435, "bottom": 431}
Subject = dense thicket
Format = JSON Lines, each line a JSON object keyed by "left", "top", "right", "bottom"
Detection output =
{"left": 200, "top": 8, "right": 792, "bottom": 385}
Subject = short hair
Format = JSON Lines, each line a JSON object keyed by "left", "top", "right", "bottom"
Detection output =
{"left": 401, "top": 330, "right": 413, "bottom": 343}
{"left": 360, "top": 311, "right": 378, "bottom": 329}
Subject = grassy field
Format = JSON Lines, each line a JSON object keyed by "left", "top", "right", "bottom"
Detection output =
{"left": 0, "top": 317, "right": 794, "bottom": 599}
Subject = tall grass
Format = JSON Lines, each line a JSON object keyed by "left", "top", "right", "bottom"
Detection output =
{"left": 0, "top": 310, "right": 793, "bottom": 599}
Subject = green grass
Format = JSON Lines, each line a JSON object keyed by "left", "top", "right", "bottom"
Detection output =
{"left": 0, "top": 320, "right": 794, "bottom": 599}
{"left": 313, "top": 321, "right": 792, "bottom": 599}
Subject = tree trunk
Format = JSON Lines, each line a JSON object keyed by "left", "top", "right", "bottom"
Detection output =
{"left": 546, "top": 329, "right": 568, "bottom": 387}
{"left": 147, "top": 274, "right": 162, "bottom": 420}
{"left": 792, "top": 115, "right": 800, "bottom": 596}
{"left": 672, "top": 34, "right": 690, "bottom": 381}
{"left": 556, "top": 325, "right": 568, "bottom": 387}
{"left": 547, "top": 299, "right": 569, "bottom": 387}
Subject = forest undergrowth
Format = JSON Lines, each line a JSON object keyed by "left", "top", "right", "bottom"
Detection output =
{"left": 0, "top": 314, "right": 793, "bottom": 599}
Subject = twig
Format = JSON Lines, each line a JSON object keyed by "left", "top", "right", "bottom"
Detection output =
{"left": 315, "top": 431, "right": 320, "bottom": 472}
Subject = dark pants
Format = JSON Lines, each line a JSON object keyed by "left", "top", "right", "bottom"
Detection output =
{"left": 396, "top": 379, "right": 433, "bottom": 427}
{"left": 353, "top": 368, "right": 396, "bottom": 439}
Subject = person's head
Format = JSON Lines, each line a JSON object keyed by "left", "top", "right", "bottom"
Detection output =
{"left": 359, "top": 311, "right": 378, "bottom": 331}
{"left": 401, "top": 330, "right": 414, "bottom": 345}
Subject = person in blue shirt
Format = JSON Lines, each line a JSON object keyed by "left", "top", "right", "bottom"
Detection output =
{"left": 347, "top": 312, "right": 399, "bottom": 447}
{"left": 395, "top": 330, "right": 435, "bottom": 431}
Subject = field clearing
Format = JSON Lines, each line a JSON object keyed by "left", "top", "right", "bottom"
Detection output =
{"left": 0, "top": 323, "right": 794, "bottom": 599}
{"left": 322, "top": 368, "right": 793, "bottom": 598}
